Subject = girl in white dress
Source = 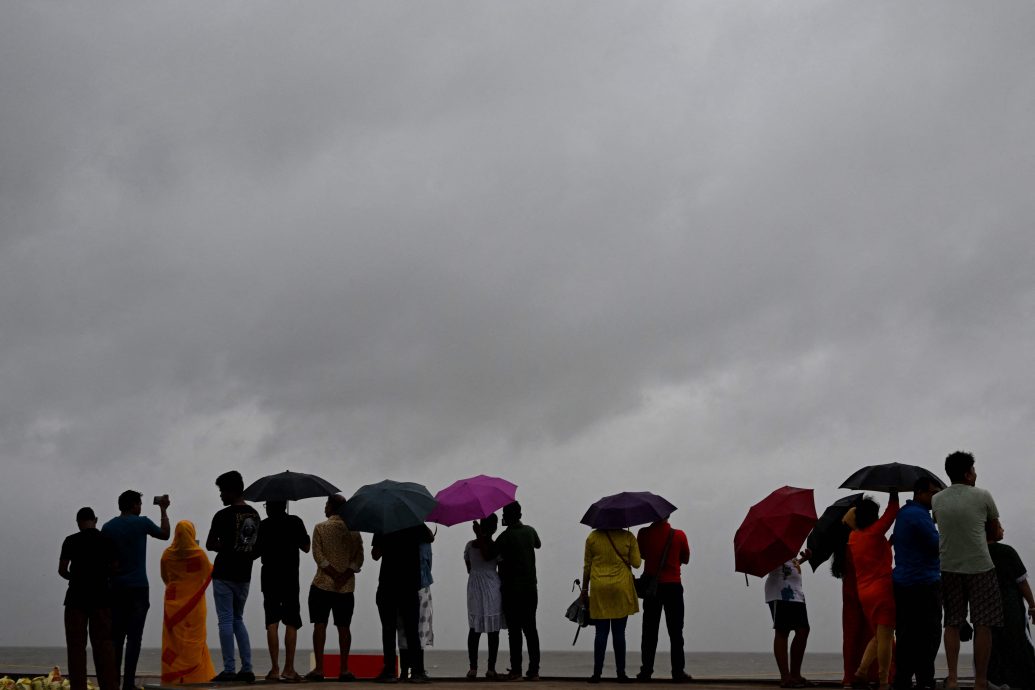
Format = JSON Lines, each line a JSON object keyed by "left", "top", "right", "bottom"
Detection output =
{"left": 464, "top": 515, "right": 505, "bottom": 679}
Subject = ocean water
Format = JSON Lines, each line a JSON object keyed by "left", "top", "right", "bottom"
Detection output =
{"left": 0, "top": 648, "right": 970, "bottom": 681}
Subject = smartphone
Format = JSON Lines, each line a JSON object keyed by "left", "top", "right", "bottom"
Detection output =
{"left": 153, "top": 494, "right": 168, "bottom": 505}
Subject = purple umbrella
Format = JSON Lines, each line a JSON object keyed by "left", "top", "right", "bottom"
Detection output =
{"left": 581, "top": 491, "right": 677, "bottom": 530}
{"left": 425, "top": 474, "right": 518, "bottom": 526}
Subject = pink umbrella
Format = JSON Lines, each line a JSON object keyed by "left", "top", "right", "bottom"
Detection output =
{"left": 426, "top": 474, "right": 518, "bottom": 526}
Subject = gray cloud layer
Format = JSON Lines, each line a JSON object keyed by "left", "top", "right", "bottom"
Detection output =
{"left": 2, "top": 1, "right": 1034, "bottom": 655}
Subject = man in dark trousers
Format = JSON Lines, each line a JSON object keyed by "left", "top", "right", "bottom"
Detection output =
{"left": 495, "top": 501, "right": 541, "bottom": 681}
{"left": 371, "top": 524, "right": 430, "bottom": 683}
{"left": 892, "top": 477, "right": 942, "bottom": 690}
{"left": 257, "top": 500, "right": 310, "bottom": 682}
{"left": 60, "top": 507, "right": 119, "bottom": 690}
{"left": 636, "top": 517, "right": 692, "bottom": 682}
{"left": 102, "top": 490, "right": 170, "bottom": 690}
{"left": 207, "top": 470, "right": 261, "bottom": 683}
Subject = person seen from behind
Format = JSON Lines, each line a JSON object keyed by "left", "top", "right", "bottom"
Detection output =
{"left": 371, "top": 524, "right": 430, "bottom": 683}
{"left": 257, "top": 500, "right": 310, "bottom": 682}
{"left": 307, "top": 495, "right": 363, "bottom": 682}
{"left": 60, "top": 507, "right": 118, "bottom": 690}
{"left": 845, "top": 492, "right": 900, "bottom": 690}
{"left": 160, "top": 521, "right": 215, "bottom": 684}
{"left": 102, "top": 490, "right": 170, "bottom": 690}
{"left": 206, "top": 470, "right": 261, "bottom": 683}
{"left": 397, "top": 525, "right": 435, "bottom": 681}
{"left": 582, "top": 525, "right": 642, "bottom": 683}
{"left": 985, "top": 520, "right": 1035, "bottom": 690}
{"left": 931, "top": 451, "right": 1003, "bottom": 690}
{"left": 465, "top": 515, "right": 504, "bottom": 680}
{"left": 496, "top": 501, "right": 542, "bottom": 681}
{"left": 891, "top": 478, "right": 941, "bottom": 690}
{"left": 635, "top": 517, "right": 691, "bottom": 682}
{"left": 764, "top": 551, "right": 813, "bottom": 689}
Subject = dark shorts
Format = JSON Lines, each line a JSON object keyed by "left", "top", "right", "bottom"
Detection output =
{"left": 768, "top": 600, "right": 810, "bottom": 633}
{"left": 262, "top": 580, "right": 303, "bottom": 629}
{"left": 308, "top": 585, "right": 355, "bottom": 627}
{"left": 941, "top": 570, "right": 1003, "bottom": 627}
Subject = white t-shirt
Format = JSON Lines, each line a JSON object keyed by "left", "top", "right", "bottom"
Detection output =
{"left": 764, "top": 560, "right": 805, "bottom": 603}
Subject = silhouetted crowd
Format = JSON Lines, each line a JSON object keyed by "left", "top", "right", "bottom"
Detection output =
{"left": 59, "top": 452, "right": 1034, "bottom": 690}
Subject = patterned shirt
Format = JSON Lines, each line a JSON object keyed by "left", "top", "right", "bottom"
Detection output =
{"left": 311, "top": 515, "right": 364, "bottom": 593}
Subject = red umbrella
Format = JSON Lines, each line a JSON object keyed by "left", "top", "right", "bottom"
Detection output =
{"left": 734, "top": 486, "right": 817, "bottom": 578}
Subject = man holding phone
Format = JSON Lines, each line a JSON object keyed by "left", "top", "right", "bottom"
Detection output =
{"left": 102, "top": 490, "right": 170, "bottom": 690}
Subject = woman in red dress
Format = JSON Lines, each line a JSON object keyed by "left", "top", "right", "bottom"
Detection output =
{"left": 845, "top": 493, "right": 899, "bottom": 690}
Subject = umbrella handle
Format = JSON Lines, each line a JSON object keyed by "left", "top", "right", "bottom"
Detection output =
{"left": 744, "top": 573, "right": 749, "bottom": 587}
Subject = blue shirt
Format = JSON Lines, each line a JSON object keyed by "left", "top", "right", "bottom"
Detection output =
{"left": 892, "top": 500, "right": 940, "bottom": 586}
{"left": 101, "top": 514, "right": 163, "bottom": 588}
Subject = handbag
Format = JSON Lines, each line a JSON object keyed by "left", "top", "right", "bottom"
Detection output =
{"left": 634, "top": 529, "right": 674, "bottom": 599}
{"left": 564, "top": 579, "right": 592, "bottom": 645}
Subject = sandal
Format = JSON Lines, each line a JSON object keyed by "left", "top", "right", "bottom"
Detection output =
{"left": 303, "top": 671, "right": 325, "bottom": 682}
{"left": 485, "top": 671, "right": 498, "bottom": 680}
{"left": 280, "top": 673, "right": 303, "bottom": 684}
{"left": 466, "top": 670, "right": 478, "bottom": 680}
{"left": 265, "top": 671, "right": 281, "bottom": 682}
{"left": 338, "top": 672, "right": 357, "bottom": 683}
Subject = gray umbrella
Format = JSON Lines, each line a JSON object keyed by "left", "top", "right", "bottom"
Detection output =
{"left": 340, "top": 479, "right": 436, "bottom": 534}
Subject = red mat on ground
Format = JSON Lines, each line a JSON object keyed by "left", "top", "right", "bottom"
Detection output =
{"left": 319, "top": 654, "right": 389, "bottom": 679}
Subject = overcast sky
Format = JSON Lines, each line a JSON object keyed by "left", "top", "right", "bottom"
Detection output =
{"left": 2, "top": 1, "right": 1034, "bottom": 658}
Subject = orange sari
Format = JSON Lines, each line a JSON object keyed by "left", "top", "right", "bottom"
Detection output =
{"left": 160, "top": 521, "right": 215, "bottom": 684}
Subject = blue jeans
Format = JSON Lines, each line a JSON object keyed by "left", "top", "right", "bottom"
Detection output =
{"left": 593, "top": 617, "right": 628, "bottom": 677}
{"left": 213, "top": 579, "right": 252, "bottom": 673}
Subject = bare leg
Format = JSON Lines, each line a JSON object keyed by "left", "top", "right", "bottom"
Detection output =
{"left": 790, "top": 628, "right": 809, "bottom": 680}
{"left": 943, "top": 626, "right": 960, "bottom": 689}
{"left": 284, "top": 626, "right": 298, "bottom": 676}
{"left": 338, "top": 626, "right": 353, "bottom": 673}
{"left": 875, "top": 625, "right": 894, "bottom": 687}
{"left": 774, "top": 632, "right": 791, "bottom": 682}
{"left": 972, "top": 625, "right": 991, "bottom": 690}
{"left": 266, "top": 624, "right": 280, "bottom": 677}
{"left": 857, "top": 637, "right": 877, "bottom": 679}
{"left": 313, "top": 623, "right": 327, "bottom": 676}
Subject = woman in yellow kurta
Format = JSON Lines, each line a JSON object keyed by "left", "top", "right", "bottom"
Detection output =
{"left": 582, "top": 529, "right": 641, "bottom": 682}
{"left": 160, "top": 521, "right": 216, "bottom": 684}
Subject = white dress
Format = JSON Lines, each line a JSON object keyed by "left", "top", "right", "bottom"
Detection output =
{"left": 465, "top": 541, "right": 505, "bottom": 633}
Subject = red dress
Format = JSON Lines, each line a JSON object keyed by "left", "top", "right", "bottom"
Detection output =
{"left": 847, "top": 501, "right": 900, "bottom": 630}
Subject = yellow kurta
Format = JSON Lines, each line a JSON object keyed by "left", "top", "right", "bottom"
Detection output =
{"left": 584, "top": 529, "right": 641, "bottom": 620}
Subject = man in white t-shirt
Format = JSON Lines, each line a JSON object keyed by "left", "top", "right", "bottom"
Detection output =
{"left": 764, "top": 548, "right": 812, "bottom": 688}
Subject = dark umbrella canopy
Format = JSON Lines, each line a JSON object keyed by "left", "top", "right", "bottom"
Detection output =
{"left": 580, "top": 491, "right": 677, "bottom": 530}
{"left": 734, "top": 486, "right": 817, "bottom": 577}
{"left": 242, "top": 471, "right": 340, "bottom": 502}
{"left": 340, "top": 479, "right": 436, "bottom": 534}
{"left": 806, "top": 493, "right": 863, "bottom": 571}
{"left": 839, "top": 462, "right": 945, "bottom": 493}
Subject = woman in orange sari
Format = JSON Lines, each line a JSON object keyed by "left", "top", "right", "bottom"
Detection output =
{"left": 160, "top": 521, "right": 216, "bottom": 684}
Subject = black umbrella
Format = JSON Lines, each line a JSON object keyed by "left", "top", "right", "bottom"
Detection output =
{"left": 806, "top": 493, "right": 863, "bottom": 571}
{"left": 243, "top": 471, "right": 340, "bottom": 502}
{"left": 839, "top": 462, "right": 945, "bottom": 493}
{"left": 580, "top": 491, "right": 677, "bottom": 530}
